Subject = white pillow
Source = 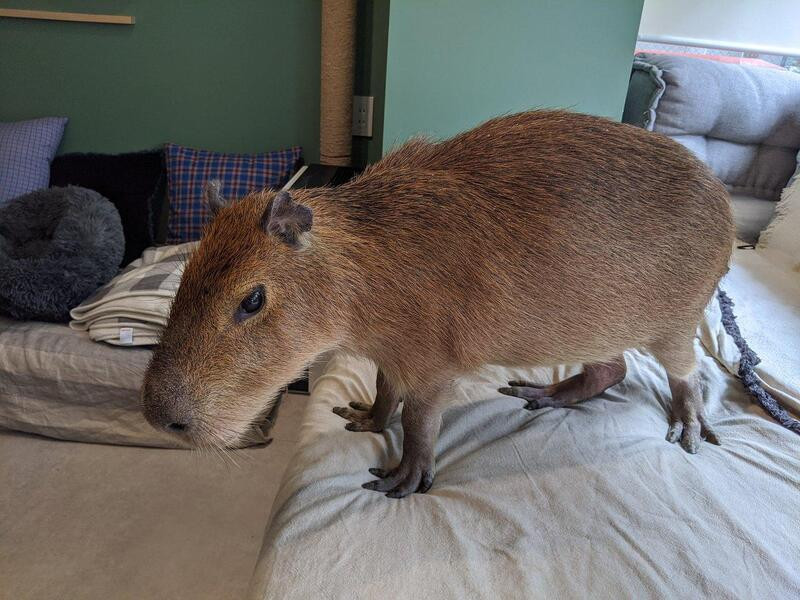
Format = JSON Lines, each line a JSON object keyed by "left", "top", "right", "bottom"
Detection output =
{"left": 757, "top": 166, "right": 800, "bottom": 270}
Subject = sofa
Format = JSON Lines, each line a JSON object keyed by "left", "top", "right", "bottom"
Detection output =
{"left": 622, "top": 52, "right": 800, "bottom": 243}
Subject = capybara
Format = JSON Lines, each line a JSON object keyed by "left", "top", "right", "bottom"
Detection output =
{"left": 142, "top": 110, "right": 733, "bottom": 498}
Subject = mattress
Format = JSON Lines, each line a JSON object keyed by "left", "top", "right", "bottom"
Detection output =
{"left": 0, "top": 318, "right": 275, "bottom": 448}
{"left": 249, "top": 248, "right": 800, "bottom": 599}
{"left": 0, "top": 318, "right": 188, "bottom": 447}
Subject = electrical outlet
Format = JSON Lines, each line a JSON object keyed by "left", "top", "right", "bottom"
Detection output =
{"left": 352, "top": 95, "right": 374, "bottom": 137}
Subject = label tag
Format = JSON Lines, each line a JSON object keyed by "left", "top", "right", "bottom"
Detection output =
{"left": 119, "top": 327, "right": 134, "bottom": 345}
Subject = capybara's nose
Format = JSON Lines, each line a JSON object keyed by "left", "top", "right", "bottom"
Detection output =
{"left": 141, "top": 379, "right": 194, "bottom": 435}
{"left": 142, "top": 397, "right": 194, "bottom": 435}
{"left": 166, "top": 421, "right": 189, "bottom": 432}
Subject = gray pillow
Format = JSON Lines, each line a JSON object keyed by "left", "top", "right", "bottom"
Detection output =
{"left": 623, "top": 54, "right": 800, "bottom": 201}
{"left": 0, "top": 186, "right": 123, "bottom": 322}
{"left": 0, "top": 117, "right": 68, "bottom": 204}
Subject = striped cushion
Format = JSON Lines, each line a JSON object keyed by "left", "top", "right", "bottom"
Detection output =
{"left": 0, "top": 117, "right": 68, "bottom": 204}
{"left": 165, "top": 143, "right": 302, "bottom": 242}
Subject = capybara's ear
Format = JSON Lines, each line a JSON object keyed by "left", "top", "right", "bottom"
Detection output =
{"left": 203, "top": 179, "right": 226, "bottom": 216}
{"left": 261, "top": 190, "right": 313, "bottom": 249}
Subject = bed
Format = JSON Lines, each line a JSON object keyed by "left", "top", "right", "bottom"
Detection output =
{"left": 0, "top": 314, "right": 273, "bottom": 448}
{"left": 248, "top": 244, "right": 800, "bottom": 599}
{"left": 0, "top": 317, "right": 176, "bottom": 447}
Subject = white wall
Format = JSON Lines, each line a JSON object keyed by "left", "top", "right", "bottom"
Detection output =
{"left": 638, "top": 0, "right": 800, "bottom": 56}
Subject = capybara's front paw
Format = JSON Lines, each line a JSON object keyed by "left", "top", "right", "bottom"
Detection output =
{"left": 362, "top": 460, "right": 435, "bottom": 498}
{"left": 332, "top": 402, "right": 384, "bottom": 433}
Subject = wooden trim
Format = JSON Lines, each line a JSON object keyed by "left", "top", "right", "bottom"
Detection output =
{"left": 0, "top": 8, "right": 135, "bottom": 25}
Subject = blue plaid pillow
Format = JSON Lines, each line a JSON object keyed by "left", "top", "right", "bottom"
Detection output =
{"left": 0, "top": 117, "right": 68, "bottom": 204}
{"left": 165, "top": 143, "right": 302, "bottom": 242}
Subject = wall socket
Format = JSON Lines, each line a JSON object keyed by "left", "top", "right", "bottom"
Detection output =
{"left": 352, "top": 95, "right": 374, "bottom": 137}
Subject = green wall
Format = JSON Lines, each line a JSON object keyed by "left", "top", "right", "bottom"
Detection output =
{"left": 0, "top": 0, "right": 321, "bottom": 158}
{"left": 352, "top": 0, "right": 389, "bottom": 167}
{"left": 382, "top": 0, "right": 643, "bottom": 153}
{"left": 0, "top": 1, "right": 643, "bottom": 162}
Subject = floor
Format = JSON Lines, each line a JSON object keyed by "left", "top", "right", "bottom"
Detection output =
{"left": 0, "top": 393, "right": 310, "bottom": 600}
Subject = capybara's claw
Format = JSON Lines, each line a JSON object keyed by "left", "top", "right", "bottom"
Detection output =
{"left": 332, "top": 405, "right": 359, "bottom": 420}
{"left": 524, "top": 398, "right": 553, "bottom": 411}
{"left": 665, "top": 417, "right": 721, "bottom": 453}
{"left": 362, "top": 463, "right": 434, "bottom": 498}
{"left": 333, "top": 405, "right": 384, "bottom": 432}
{"left": 507, "top": 380, "right": 547, "bottom": 389}
{"left": 349, "top": 401, "right": 372, "bottom": 411}
{"left": 498, "top": 385, "right": 553, "bottom": 410}
{"left": 665, "top": 392, "right": 721, "bottom": 453}
{"left": 345, "top": 419, "right": 382, "bottom": 432}
{"left": 498, "top": 385, "right": 544, "bottom": 400}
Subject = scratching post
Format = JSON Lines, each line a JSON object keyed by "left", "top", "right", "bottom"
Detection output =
{"left": 320, "top": 0, "right": 356, "bottom": 166}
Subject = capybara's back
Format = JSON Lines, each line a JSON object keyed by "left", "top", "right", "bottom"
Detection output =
{"left": 345, "top": 111, "right": 733, "bottom": 374}
{"left": 142, "top": 110, "right": 734, "bottom": 498}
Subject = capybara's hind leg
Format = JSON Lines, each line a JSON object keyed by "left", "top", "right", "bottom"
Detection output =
{"left": 499, "top": 355, "right": 626, "bottom": 410}
{"left": 665, "top": 373, "right": 721, "bottom": 452}
{"left": 652, "top": 337, "right": 721, "bottom": 453}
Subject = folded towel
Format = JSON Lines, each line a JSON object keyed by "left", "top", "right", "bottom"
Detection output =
{"left": 70, "top": 242, "right": 197, "bottom": 346}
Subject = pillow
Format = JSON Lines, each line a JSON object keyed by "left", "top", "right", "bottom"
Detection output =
{"left": 622, "top": 54, "right": 800, "bottom": 200}
{"left": 165, "top": 143, "right": 302, "bottom": 242}
{"left": 50, "top": 150, "right": 167, "bottom": 266}
{"left": 728, "top": 194, "right": 776, "bottom": 244}
{"left": 0, "top": 117, "right": 68, "bottom": 204}
{"left": 757, "top": 161, "right": 800, "bottom": 268}
{"left": 0, "top": 186, "right": 124, "bottom": 322}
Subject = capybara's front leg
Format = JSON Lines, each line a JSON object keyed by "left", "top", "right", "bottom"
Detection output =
{"left": 332, "top": 369, "right": 399, "bottom": 432}
{"left": 362, "top": 391, "right": 445, "bottom": 498}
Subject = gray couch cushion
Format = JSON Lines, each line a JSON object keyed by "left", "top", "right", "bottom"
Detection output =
{"left": 623, "top": 53, "right": 800, "bottom": 201}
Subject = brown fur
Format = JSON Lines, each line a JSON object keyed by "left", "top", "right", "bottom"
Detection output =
{"left": 142, "top": 110, "right": 733, "bottom": 494}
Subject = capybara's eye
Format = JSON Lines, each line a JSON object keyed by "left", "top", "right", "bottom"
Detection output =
{"left": 237, "top": 286, "right": 265, "bottom": 321}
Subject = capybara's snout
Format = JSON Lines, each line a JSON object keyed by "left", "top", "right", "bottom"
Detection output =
{"left": 141, "top": 368, "right": 196, "bottom": 437}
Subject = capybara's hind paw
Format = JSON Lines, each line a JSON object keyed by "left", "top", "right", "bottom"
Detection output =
{"left": 332, "top": 404, "right": 384, "bottom": 433}
{"left": 362, "top": 463, "right": 434, "bottom": 498}
{"left": 498, "top": 382, "right": 555, "bottom": 410}
{"left": 665, "top": 406, "right": 721, "bottom": 453}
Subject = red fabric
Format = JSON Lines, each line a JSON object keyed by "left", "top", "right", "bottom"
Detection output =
{"left": 635, "top": 50, "right": 783, "bottom": 70}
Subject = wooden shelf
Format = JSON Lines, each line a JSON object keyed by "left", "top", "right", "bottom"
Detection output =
{"left": 0, "top": 8, "right": 135, "bottom": 25}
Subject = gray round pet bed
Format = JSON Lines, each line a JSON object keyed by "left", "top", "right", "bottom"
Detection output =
{"left": 0, "top": 186, "right": 124, "bottom": 322}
